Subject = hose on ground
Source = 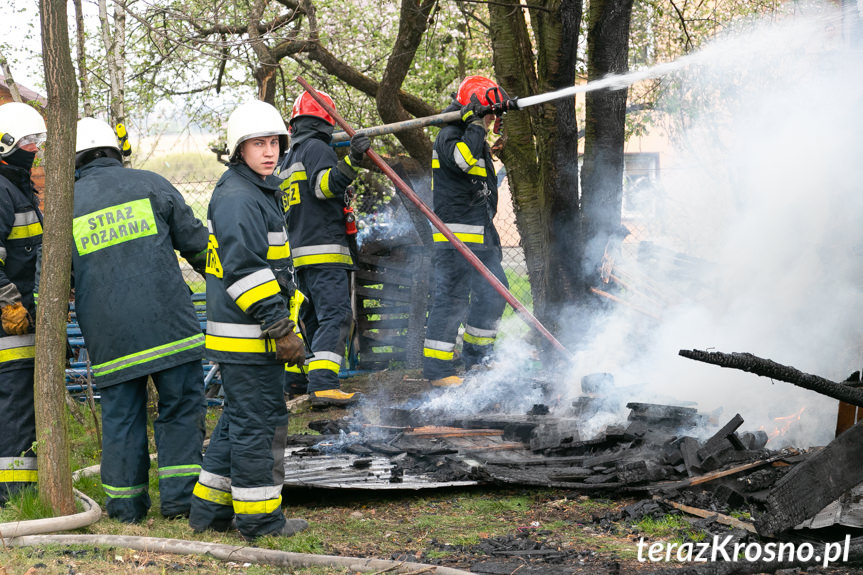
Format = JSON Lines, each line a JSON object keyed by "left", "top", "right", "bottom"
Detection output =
{"left": 0, "top": 489, "right": 101, "bottom": 539}
{"left": 7, "top": 534, "right": 476, "bottom": 575}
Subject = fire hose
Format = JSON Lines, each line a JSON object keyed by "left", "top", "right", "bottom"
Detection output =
{"left": 296, "top": 76, "right": 571, "bottom": 359}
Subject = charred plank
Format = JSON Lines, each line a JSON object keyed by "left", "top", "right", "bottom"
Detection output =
{"left": 679, "top": 349, "right": 863, "bottom": 407}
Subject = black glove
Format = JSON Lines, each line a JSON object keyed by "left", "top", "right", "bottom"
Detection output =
{"left": 348, "top": 133, "right": 370, "bottom": 166}
{"left": 460, "top": 94, "right": 485, "bottom": 126}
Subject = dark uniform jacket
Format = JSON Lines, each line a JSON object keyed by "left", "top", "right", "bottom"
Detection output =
{"left": 72, "top": 157, "right": 207, "bottom": 387}
{"left": 277, "top": 119, "right": 357, "bottom": 269}
{"left": 204, "top": 163, "right": 293, "bottom": 365}
{"left": 431, "top": 103, "right": 500, "bottom": 249}
{"left": 0, "top": 163, "right": 42, "bottom": 372}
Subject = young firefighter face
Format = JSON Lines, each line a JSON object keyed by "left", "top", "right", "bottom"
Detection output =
{"left": 240, "top": 135, "right": 280, "bottom": 178}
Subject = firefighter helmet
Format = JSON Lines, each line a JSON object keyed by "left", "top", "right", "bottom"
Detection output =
{"left": 456, "top": 76, "right": 502, "bottom": 107}
{"left": 76, "top": 117, "right": 121, "bottom": 155}
{"left": 289, "top": 90, "right": 335, "bottom": 126}
{"left": 226, "top": 100, "right": 288, "bottom": 160}
{"left": 0, "top": 102, "right": 47, "bottom": 157}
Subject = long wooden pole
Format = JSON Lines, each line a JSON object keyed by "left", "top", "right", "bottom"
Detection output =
{"left": 296, "top": 76, "right": 571, "bottom": 359}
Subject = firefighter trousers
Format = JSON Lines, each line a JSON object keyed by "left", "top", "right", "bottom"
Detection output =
{"left": 189, "top": 362, "right": 290, "bottom": 539}
{"left": 296, "top": 267, "right": 352, "bottom": 394}
{"left": 99, "top": 359, "right": 206, "bottom": 523}
{"left": 0, "top": 363, "right": 36, "bottom": 503}
{"left": 423, "top": 245, "right": 508, "bottom": 380}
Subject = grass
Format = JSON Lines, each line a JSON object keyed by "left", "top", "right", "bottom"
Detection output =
{"left": 0, "top": 373, "right": 723, "bottom": 575}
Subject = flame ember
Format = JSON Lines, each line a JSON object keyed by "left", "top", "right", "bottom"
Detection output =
{"left": 760, "top": 406, "right": 806, "bottom": 440}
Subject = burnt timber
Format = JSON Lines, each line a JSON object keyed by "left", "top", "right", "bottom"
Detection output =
{"left": 679, "top": 348, "right": 863, "bottom": 407}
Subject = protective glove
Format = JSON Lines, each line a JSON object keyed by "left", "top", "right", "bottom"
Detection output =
{"left": 260, "top": 316, "right": 296, "bottom": 339}
{"left": 275, "top": 332, "right": 306, "bottom": 367}
{"left": 460, "top": 94, "right": 486, "bottom": 126}
{"left": 261, "top": 316, "right": 306, "bottom": 366}
{"left": 348, "top": 133, "right": 371, "bottom": 167}
{"left": 1, "top": 302, "right": 30, "bottom": 335}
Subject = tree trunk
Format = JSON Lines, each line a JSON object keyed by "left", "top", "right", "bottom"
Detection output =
{"left": 73, "top": 0, "right": 93, "bottom": 117}
{"left": 0, "top": 51, "right": 23, "bottom": 102}
{"left": 376, "top": 0, "right": 437, "bottom": 165}
{"left": 578, "top": 0, "right": 633, "bottom": 339}
{"left": 38, "top": 0, "right": 79, "bottom": 516}
{"left": 489, "top": 0, "right": 582, "bottom": 338}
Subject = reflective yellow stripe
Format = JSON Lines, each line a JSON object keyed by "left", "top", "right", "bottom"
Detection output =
{"left": 432, "top": 232, "right": 485, "bottom": 244}
{"left": 193, "top": 482, "right": 233, "bottom": 506}
{"left": 233, "top": 494, "right": 282, "bottom": 515}
{"left": 315, "top": 169, "right": 336, "bottom": 199}
{"left": 431, "top": 159, "right": 440, "bottom": 168}
{"left": 423, "top": 347, "right": 454, "bottom": 361}
{"left": 308, "top": 358, "right": 340, "bottom": 374}
{"left": 293, "top": 253, "right": 353, "bottom": 267}
{"left": 8, "top": 222, "right": 43, "bottom": 240}
{"left": 0, "top": 469, "right": 37, "bottom": 483}
{"left": 454, "top": 142, "right": 487, "bottom": 177}
{"left": 267, "top": 244, "right": 291, "bottom": 260}
{"left": 205, "top": 334, "right": 270, "bottom": 354}
{"left": 463, "top": 332, "right": 495, "bottom": 346}
{"left": 234, "top": 280, "right": 280, "bottom": 312}
{"left": 92, "top": 334, "right": 204, "bottom": 377}
{"left": 0, "top": 345, "right": 35, "bottom": 363}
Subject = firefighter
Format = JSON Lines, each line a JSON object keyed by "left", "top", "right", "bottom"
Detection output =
{"left": 422, "top": 76, "right": 509, "bottom": 387}
{"left": 188, "top": 100, "right": 308, "bottom": 540}
{"left": 0, "top": 102, "right": 45, "bottom": 503}
{"left": 72, "top": 117, "right": 208, "bottom": 522}
{"left": 276, "top": 90, "right": 369, "bottom": 407}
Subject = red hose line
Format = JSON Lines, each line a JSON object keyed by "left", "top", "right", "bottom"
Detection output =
{"left": 295, "top": 76, "right": 571, "bottom": 359}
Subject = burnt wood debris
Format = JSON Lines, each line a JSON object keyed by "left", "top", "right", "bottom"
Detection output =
{"left": 277, "top": 347, "right": 863, "bottom": 572}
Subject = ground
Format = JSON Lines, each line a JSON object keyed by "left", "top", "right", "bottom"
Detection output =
{"left": 3, "top": 369, "right": 863, "bottom": 575}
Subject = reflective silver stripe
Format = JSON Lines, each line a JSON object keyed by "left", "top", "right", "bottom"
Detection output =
{"left": 465, "top": 325, "right": 497, "bottom": 338}
{"left": 232, "top": 484, "right": 283, "bottom": 501}
{"left": 0, "top": 334, "right": 36, "bottom": 350}
{"left": 0, "top": 456, "right": 37, "bottom": 470}
{"left": 198, "top": 469, "right": 232, "bottom": 491}
{"left": 314, "top": 170, "right": 333, "bottom": 200}
{"left": 206, "top": 321, "right": 263, "bottom": 338}
{"left": 423, "top": 338, "right": 455, "bottom": 352}
{"left": 268, "top": 230, "right": 288, "bottom": 245}
{"left": 13, "top": 211, "right": 40, "bottom": 226}
{"left": 226, "top": 268, "right": 276, "bottom": 301}
{"left": 291, "top": 244, "right": 352, "bottom": 258}
{"left": 277, "top": 162, "right": 305, "bottom": 179}
{"left": 434, "top": 223, "right": 485, "bottom": 236}
{"left": 313, "top": 351, "right": 343, "bottom": 365}
{"left": 207, "top": 219, "right": 214, "bottom": 233}
{"left": 0, "top": 246, "right": 6, "bottom": 261}
{"left": 454, "top": 149, "right": 486, "bottom": 173}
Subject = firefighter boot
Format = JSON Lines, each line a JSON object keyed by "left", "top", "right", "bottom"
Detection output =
{"left": 309, "top": 389, "right": 363, "bottom": 408}
{"left": 431, "top": 375, "right": 464, "bottom": 387}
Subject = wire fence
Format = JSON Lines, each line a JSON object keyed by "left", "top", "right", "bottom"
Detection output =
{"left": 174, "top": 177, "right": 537, "bottom": 305}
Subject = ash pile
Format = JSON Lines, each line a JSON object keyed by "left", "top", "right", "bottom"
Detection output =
{"left": 281, "top": 370, "right": 849, "bottom": 537}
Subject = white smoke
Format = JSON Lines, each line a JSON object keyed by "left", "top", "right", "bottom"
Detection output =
{"left": 557, "top": 7, "right": 863, "bottom": 448}
{"left": 382, "top": 8, "right": 863, "bottom": 450}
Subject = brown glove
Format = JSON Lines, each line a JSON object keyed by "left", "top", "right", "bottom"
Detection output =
{"left": 1, "top": 302, "right": 30, "bottom": 335}
{"left": 275, "top": 332, "right": 306, "bottom": 367}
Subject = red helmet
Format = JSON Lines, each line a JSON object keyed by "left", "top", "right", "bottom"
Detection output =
{"left": 290, "top": 90, "right": 336, "bottom": 126}
{"left": 456, "top": 76, "right": 502, "bottom": 107}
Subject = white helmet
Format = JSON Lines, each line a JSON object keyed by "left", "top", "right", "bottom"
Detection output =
{"left": 76, "top": 117, "right": 121, "bottom": 155}
{"left": 226, "top": 100, "right": 288, "bottom": 161}
{"left": 0, "top": 102, "right": 47, "bottom": 157}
